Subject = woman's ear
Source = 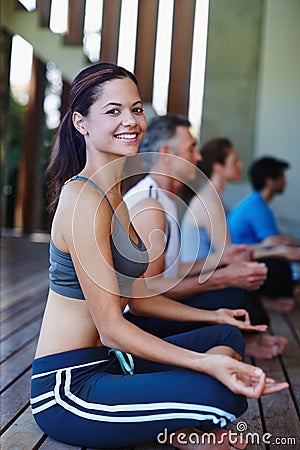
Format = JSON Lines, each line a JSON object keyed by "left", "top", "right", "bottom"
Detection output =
{"left": 72, "top": 111, "right": 88, "bottom": 136}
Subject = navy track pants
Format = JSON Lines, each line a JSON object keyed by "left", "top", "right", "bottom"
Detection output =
{"left": 31, "top": 325, "right": 247, "bottom": 448}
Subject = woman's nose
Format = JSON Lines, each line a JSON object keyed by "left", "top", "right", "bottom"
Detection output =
{"left": 122, "top": 111, "right": 137, "bottom": 126}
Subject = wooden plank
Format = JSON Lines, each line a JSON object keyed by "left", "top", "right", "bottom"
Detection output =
{"left": 1, "top": 263, "right": 47, "bottom": 292}
{"left": 269, "top": 311, "right": 300, "bottom": 414}
{"left": 0, "top": 340, "right": 36, "bottom": 391}
{"left": 0, "top": 369, "right": 31, "bottom": 433}
{"left": 228, "top": 357, "right": 266, "bottom": 450}
{"left": 257, "top": 356, "right": 300, "bottom": 446}
{"left": 0, "top": 406, "right": 44, "bottom": 450}
{"left": 286, "top": 297, "right": 300, "bottom": 342}
{"left": 1, "top": 275, "right": 48, "bottom": 311}
{"left": 1, "top": 249, "right": 47, "bottom": 288}
{"left": 1, "top": 299, "right": 45, "bottom": 339}
{"left": 1, "top": 247, "right": 46, "bottom": 270}
{"left": 1, "top": 235, "right": 48, "bottom": 261}
{"left": 0, "top": 292, "right": 45, "bottom": 323}
{"left": 87, "top": 444, "right": 175, "bottom": 450}
{"left": 0, "top": 316, "right": 42, "bottom": 363}
{"left": 39, "top": 436, "right": 82, "bottom": 450}
{"left": 231, "top": 398, "right": 266, "bottom": 450}
{"left": 133, "top": 444, "right": 176, "bottom": 450}
{"left": 1, "top": 251, "right": 47, "bottom": 284}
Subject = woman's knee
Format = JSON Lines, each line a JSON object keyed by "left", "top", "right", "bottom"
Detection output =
{"left": 214, "top": 324, "right": 245, "bottom": 357}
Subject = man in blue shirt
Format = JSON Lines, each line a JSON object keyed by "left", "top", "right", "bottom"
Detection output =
{"left": 228, "top": 156, "right": 287, "bottom": 244}
{"left": 228, "top": 156, "right": 300, "bottom": 279}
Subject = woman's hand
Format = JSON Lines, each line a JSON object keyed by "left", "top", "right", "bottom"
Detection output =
{"left": 216, "top": 308, "right": 268, "bottom": 332}
{"left": 202, "top": 354, "right": 289, "bottom": 398}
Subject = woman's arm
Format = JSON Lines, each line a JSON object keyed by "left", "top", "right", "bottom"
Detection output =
{"left": 130, "top": 277, "right": 267, "bottom": 333}
{"left": 65, "top": 186, "right": 285, "bottom": 398}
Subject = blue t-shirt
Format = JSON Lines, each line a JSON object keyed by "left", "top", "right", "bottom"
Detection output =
{"left": 228, "top": 191, "right": 278, "bottom": 244}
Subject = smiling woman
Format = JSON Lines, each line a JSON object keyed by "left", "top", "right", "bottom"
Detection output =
{"left": 30, "top": 62, "right": 288, "bottom": 450}
{"left": 72, "top": 78, "right": 146, "bottom": 155}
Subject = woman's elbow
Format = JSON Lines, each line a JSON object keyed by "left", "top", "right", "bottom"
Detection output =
{"left": 128, "top": 299, "right": 146, "bottom": 316}
{"left": 98, "top": 322, "right": 123, "bottom": 349}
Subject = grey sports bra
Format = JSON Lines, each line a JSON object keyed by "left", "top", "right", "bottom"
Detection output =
{"left": 49, "top": 175, "right": 149, "bottom": 299}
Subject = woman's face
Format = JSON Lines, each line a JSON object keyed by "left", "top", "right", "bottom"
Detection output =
{"left": 76, "top": 77, "right": 147, "bottom": 158}
{"left": 223, "top": 148, "right": 243, "bottom": 182}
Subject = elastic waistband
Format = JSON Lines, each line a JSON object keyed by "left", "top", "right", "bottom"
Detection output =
{"left": 32, "top": 347, "right": 110, "bottom": 376}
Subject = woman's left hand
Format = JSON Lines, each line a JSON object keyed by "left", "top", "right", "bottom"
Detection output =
{"left": 216, "top": 308, "right": 268, "bottom": 332}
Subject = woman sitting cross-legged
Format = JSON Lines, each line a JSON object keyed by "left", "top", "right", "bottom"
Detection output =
{"left": 31, "top": 63, "right": 288, "bottom": 450}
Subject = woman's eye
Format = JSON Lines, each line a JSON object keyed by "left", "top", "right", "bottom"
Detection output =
{"left": 106, "top": 109, "right": 120, "bottom": 115}
{"left": 132, "top": 107, "right": 144, "bottom": 114}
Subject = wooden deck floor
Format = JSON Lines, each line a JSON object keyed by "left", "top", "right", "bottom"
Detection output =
{"left": 1, "top": 234, "right": 299, "bottom": 450}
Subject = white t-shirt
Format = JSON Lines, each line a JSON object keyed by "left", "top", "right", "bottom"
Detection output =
{"left": 124, "top": 175, "right": 180, "bottom": 279}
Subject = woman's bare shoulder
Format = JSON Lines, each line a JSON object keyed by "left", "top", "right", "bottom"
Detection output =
{"left": 52, "top": 181, "right": 112, "bottom": 248}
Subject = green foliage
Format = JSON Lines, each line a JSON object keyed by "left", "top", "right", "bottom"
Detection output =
{"left": 6, "top": 92, "right": 25, "bottom": 172}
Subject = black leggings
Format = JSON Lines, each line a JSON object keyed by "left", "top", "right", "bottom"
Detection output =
{"left": 125, "top": 287, "right": 269, "bottom": 338}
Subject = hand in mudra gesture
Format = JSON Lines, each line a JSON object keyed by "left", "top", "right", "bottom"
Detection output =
{"left": 203, "top": 354, "right": 288, "bottom": 398}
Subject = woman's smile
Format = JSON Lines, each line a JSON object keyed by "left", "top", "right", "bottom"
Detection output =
{"left": 114, "top": 132, "right": 139, "bottom": 143}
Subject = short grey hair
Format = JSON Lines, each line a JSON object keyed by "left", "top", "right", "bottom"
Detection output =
{"left": 139, "top": 115, "right": 191, "bottom": 171}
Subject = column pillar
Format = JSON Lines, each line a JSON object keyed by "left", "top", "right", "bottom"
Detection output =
{"left": 15, "top": 56, "right": 46, "bottom": 234}
{"left": 134, "top": 0, "right": 159, "bottom": 102}
{"left": 99, "top": 0, "right": 121, "bottom": 63}
{"left": 168, "top": 0, "right": 196, "bottom": 115}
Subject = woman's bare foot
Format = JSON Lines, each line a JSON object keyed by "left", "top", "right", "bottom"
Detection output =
{"left": 263, "top": 296, "right": 295, "bottom": 313}
{"left": 168, "top": 428, "right": 246, "bottom": 450}
{"left": 245, "top": 333, "right": 288, "bottom": 359}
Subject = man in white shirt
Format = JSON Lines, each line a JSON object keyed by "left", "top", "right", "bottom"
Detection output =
{"left": 123, "top": 115, "right": 287, "bottom": 359}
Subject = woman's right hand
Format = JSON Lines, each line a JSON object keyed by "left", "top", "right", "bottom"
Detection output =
{"left": 202, "top": 354, "right": 289, "bottom": 398}
{"left": 215, "top": 308, "right": 268, "bottom": 333}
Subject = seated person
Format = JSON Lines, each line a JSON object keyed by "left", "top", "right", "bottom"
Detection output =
{"left": 180, "top": 139, "right": 297, "bottom": 313}
{"left": 228, "top": 156, "right": 300, "bottom": 285}
{"left": 31, "top": 63, "right": 288, "bottom": 450}
{"left": 123, "top": 116, "right": 287, "bottom": 359}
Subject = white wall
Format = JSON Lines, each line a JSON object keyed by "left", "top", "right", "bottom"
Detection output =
{"left": 200, "top": 0, "right": 263, "bottom": 168}
{"left": 254, "top": 0, "right": 300, "bottom": 239}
